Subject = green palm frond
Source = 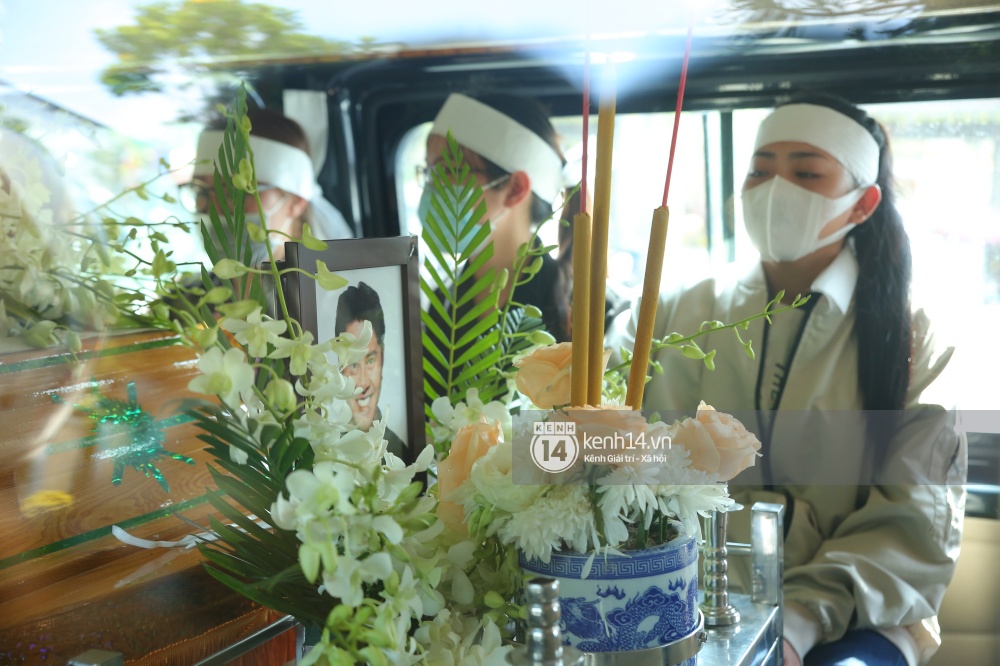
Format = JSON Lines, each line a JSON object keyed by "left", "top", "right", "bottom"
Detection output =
{"left": 198, "top": 85, "right": 262, "bottom": 305}
{"left": 189, "top": 402, "right": 327, "bottom": 627}
{"left": 420, "top": 133, "right": 502, "bottom": 420}
{"left": 471, "top": 308, "right": 540, "bottom": 406}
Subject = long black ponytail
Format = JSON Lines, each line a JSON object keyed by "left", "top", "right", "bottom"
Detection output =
{"left": 781, "top": 94, "right": 913, "bottom": 468}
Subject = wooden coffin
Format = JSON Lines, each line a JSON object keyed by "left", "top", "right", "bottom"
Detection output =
{"left": 0, "top": 330, "right": 295, "bottom": 665}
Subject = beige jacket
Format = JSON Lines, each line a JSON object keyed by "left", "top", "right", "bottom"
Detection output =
{"left": 608, "top": 248, "right": 966, "bottom": 665}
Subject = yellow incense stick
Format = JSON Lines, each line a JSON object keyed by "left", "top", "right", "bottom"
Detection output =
{"left": 587, "top": 84, "right": 616, "bottom": 406}
{"left": 626, "top": 206, "right": 669, "bottom": 410}
{"left": 571, "top": 211, "right": 592, "bottom": 407}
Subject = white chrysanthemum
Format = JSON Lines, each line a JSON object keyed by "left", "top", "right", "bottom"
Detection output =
{"left": 596, "top": 465, "right": 662, "bottom": 545}
{"left": 657, "top": 483, "right": 734, "bottom": 539}
{"left": 645, "top": 442, "right": 699, "bottom": 482}
{"left": 498, "top": 485, "right": 597, "bottom": 562}
{"left": 597, "top": 466, "right": 661, "bottom": 513}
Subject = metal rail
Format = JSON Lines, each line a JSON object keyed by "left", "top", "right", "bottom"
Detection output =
{"left": 191, "top": 615, "right": 303, "bottom": 666}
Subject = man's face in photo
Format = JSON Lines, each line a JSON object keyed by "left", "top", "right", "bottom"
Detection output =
{"left": 343, "top": 319, "right": 383, "bottom": 430}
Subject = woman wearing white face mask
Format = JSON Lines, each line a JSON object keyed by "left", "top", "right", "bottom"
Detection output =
{"left": 188, "top": 106, "right": 353, "bottom": 266}
{"left": 611, "top": 94, "right": 965, "bottom": 666}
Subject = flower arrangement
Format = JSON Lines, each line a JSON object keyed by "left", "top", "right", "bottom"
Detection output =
{"left": 438, "top": 390, "right": 762, "bottom": 566}
{"left": 2, "top": 85, "right": 808, "bottom": 663}
{"left": 427, "top": 330, "right": 790, "bottom": 648}
{"left": 158, "top": 89, "right": 539, "bottom": 664}
{"left": 0, "top": 127, "right": 198, "bottom": 350}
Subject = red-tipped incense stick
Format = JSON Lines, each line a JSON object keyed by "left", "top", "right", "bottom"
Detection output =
{"left": 662, "top": 25, "right": 694, "bottom": 208}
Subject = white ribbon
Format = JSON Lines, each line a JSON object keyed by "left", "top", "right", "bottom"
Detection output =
{"left": 112, "top": 516, "right": 270, "bottom": 551}
{"left": 112, "top": 524, "right": 206, "bottom": 550}
{"left": 112, "top": 522, "right": 258, "bottom": 590}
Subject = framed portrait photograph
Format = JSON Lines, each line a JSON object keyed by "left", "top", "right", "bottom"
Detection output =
{"left": 283, "top": 236, "right": 424, "bottom": 462}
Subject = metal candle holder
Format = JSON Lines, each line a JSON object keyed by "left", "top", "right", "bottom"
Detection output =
{"left": 508, "top": 578, "right": 585, "bottom": 666}
{"left": 700, "top": 508, "right": 742, "bottom": 627}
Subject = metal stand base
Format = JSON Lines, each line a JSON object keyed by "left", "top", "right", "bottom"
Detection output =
{"left": 578, "top": 611, "right": 707, "bottom": 666}
{"left": 701, "top": 603, "right": 741, "bottom": 627}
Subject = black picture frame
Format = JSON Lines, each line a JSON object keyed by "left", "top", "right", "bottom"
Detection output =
{"left": 283, "top": 236, "right": 424, "bottom": 463}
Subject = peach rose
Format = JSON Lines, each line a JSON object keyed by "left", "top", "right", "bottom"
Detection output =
{"left": 435, "top": 418, "right": 503, "bottom": 532}
{"left": 670, "top": 402, "right": 761, "bottom": 481}
{"left": 514, "top": 343, "right": 612, "bottom": 409}
{"left": 556, "top": 405, "right": 648, "bottom": 465}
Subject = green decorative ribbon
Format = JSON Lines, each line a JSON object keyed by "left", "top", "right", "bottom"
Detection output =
{"left": 51, "top": 381, "right": 196, "bottom": 492}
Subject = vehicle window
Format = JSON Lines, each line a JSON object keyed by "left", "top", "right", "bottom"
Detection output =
{"left": 397, "top": 111, "right": 712, "bottom": 302}
{"left": 396, "top": 120, "right": 434, "bottom": 274}
{"left": 1, "top": 88, "right": 208, "bottom": 271}
{"left": 402, "top": 99, "right": 1000, "bottom": 418}
{"left": 734, "top": 98, "right": 1000, "bottom": 414}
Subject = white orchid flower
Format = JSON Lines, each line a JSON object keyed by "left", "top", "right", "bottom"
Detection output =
{"left": 276, "top": 461, "right": 359, "bottom": 529}
{"left": 322, "top": 551, "right": 392, "bottom": 606}
{"left": 380, "top": 445, "right": 434, "bottom": 504}
{"left": 220, "top": 306, "right": 287, "bottom": 358}
{"left": 269, "top": 331, "right": 323, "bottom": 376}
{"left": 296, "top": 363, "right": 356, "bottom": 404}
{"left": 187, "top": 347, "right": 254, "bottom": 408}
{"left": 326, "top": 319, "right": 373, "bottom": 369}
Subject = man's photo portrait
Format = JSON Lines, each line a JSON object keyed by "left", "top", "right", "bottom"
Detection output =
{"left": 322, "top": 269, "right": 408, "bottom": 457}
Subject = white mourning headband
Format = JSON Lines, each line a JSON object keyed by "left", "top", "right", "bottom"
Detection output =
{"left": 430, "top": 93, "right": 565, "bottom": 206}
{"left": 753, "top": 104, "right": 880, "bottom": 186}
{"left": 194, "top": 131, "right": 318, "bottom": 201}
{"left": 194, "top": 131, "right": 355, "bottom": 240}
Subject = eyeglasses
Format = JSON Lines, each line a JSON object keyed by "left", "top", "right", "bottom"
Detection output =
{"left": 415, "top": 164, "right": 510, "bottom": 191}
{"left": 179, "top": 179, "right": 280, "bottom": 213}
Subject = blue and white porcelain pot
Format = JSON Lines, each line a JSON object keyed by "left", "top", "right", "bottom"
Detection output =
{"left": 519, "top": 524, "right": 699, "bottom": 657}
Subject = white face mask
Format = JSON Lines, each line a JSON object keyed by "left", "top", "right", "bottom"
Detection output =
{"left": 742, "top": 176, "right": 864, "bottom": 262}
{"left": 416, "top": 174, "right": 510, "bottom": 258}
